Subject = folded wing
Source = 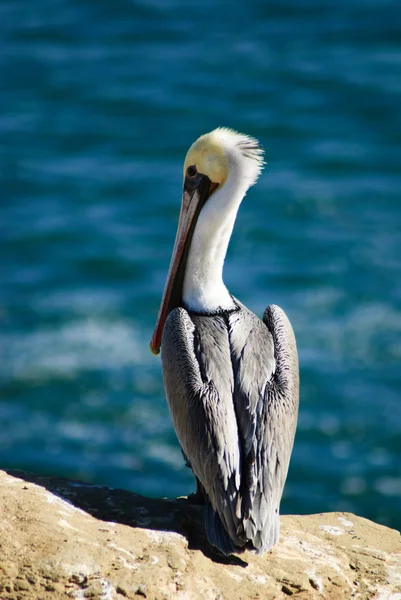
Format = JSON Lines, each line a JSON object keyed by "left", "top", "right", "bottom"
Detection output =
{"left": 229, "top": 302, "right": 299, "bottom": 553}
{"left": 161, "top": 308, "right": 243, "bottom": 553}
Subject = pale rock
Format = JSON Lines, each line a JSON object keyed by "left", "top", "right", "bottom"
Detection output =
{"left": 0, "top": 470, "right": 400, "bottom": 599}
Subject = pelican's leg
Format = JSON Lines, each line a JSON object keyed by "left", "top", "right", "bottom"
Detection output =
{"left": 181, "top": 449, "right": 206, "bottom": 504}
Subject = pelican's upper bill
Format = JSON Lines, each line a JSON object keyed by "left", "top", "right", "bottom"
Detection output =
{"left": 184, "top": 127, "right": 265, "bottom": 188}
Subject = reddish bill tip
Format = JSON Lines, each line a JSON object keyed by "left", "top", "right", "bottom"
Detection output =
{"left": 150, "top": 340, "right": 160, "bottom": 355}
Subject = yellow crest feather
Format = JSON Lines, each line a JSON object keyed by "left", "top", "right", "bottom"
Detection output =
{"left": 183, "top": 127, "right": 264, "bottom": 186}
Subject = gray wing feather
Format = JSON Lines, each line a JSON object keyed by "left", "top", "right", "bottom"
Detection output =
{"left": 161, "top": 308, "right": 243, "bottom": 548}
{"left": 229, "top": 302, "right": 299, "bottom": 554}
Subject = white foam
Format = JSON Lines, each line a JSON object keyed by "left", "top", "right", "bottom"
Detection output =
{"left": 0, "top": 318, "right": 148, "bottom": 380}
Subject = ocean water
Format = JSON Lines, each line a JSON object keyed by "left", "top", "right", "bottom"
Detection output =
{"left": 1, "top": 0, "right": 400, "bottom": 532}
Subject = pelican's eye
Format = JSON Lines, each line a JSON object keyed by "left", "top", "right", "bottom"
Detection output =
{"left": 186, "top": 165, "right": 197, "bottom": 178}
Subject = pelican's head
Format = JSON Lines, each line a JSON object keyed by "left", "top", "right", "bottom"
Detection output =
{"left": 183, "top": 127, "right": 264, "bottom": 190}
{"left": 150, "top": 128, "right": 264, "bottom": 355}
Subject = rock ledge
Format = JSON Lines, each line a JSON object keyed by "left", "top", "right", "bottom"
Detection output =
{"left": 0, "top": 470, "right": 400, "bottom": 599}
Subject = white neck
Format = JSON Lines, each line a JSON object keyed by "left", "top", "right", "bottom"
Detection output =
{"left": 182, "top": 172, "right": 248, "bottom": 313}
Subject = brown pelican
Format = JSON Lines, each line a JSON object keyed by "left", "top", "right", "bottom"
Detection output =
{"left": 150, "top": 128, "right": 299, "bottom": 555}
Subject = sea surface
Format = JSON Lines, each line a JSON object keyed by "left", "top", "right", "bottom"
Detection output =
{"left": 1, "top": 0, "right": 400, "bottom": 532}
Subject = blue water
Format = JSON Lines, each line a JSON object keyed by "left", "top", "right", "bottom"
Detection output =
{"left": 1, "top": 0, "right": 400, "bottom": 531}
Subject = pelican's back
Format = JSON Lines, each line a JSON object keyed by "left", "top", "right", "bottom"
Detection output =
{"left": 161, "top": 301, "right": 299, "bottom": 555}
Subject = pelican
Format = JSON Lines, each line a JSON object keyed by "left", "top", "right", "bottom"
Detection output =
{"left": 150, "top": 128, "right": 299, "bottom": 555}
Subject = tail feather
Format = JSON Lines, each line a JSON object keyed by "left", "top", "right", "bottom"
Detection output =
{"left": 253, "top": 512, "right": 280, "bottom": 555}
{"left": 204, "top": 498, "right": 280, "bottom": 555}
{"left": 204, "top": 502, "right": 245, "bottom": 555}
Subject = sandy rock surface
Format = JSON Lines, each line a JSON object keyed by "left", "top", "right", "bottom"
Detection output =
{"left": 0, "top": 469, "right": 400, "bottom": 599}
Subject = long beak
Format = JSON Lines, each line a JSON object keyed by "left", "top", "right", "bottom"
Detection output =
{"left": 150, "top": 175, "right": 217, "bottom": 355}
